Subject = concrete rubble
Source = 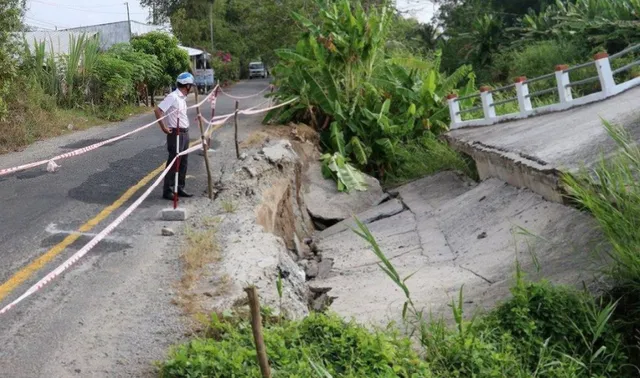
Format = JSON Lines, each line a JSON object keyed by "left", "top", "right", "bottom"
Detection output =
{"left": 304, "top": 163, "right": 384, "bottom": 225}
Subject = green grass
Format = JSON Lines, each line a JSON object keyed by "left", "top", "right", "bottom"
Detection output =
{"left": 221, "top": 200, "right": 237, "bottom": 213}
{"left": 563, "top": 120, "right": 640, "bottom": 290}
{"left": 384, "top": 135, "right": 478, "bottom": 187}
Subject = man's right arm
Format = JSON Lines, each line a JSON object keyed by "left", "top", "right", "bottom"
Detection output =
{"left": 155, "top": 95, "right": 174, "bottom": 134}
{"left": 154, "top": 107, "right": 170, "bottom": 134}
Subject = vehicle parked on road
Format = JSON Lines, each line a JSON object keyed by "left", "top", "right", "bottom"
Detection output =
{"left": 248, "top": 61, "right": 267, "bottom": 79}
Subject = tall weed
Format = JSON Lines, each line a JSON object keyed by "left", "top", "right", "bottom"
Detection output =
{"left": 563, "top": 120, "right": 640, "bottom": 368}
{"left": 563, "top": 120, "right": 640, "bottom": 290}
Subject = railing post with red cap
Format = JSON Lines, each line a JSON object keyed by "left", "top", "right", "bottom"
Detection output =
{"left": 514, "top": 76, "right": 532, "bottom": 115}
{"left": 447, "top": 94, "right": 461, "bottom": 127}
{"left": 555, "top": 65, "right": 572, "bottom": 104}
{"left": 594, "top": 52, "right": 615, "bottom": 97}
{"left": 479, "top": 86, "right": 496, "bottom": 121}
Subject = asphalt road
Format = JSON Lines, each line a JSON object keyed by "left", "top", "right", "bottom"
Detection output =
{"left": 0, "top": 79, "right": 272, "bottom": 377}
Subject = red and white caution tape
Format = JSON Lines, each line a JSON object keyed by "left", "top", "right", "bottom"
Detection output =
{"left": 201, "top": 114, "right": 236, "bottom": 139}
{"left": 218, "top": 85, "right": 271, "bottom": 100}
{"left": 0, "top": 143, "right": 203, "bottom": 316}
{"left": 0, "top": 86, "right": 219, "bottom": 178}
{"left": 238, "top": 97, "right": 299, "bottom": 115}
{"left": 198, "top": 98, "right": 297, "bottom": 138}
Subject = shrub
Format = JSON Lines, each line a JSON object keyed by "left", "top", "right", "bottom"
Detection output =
{"left": 482, "top": 276, "right": 626, "bottom": 375}
{"left": 131, "top": 31, "right": 190, "bottom": 90}
{"left": 160, "top": 311, "right": 430, "bottom": 377}
{"left": 0, "top": 0, "right": 24, "bottom": 119}
{"left": 210, "top": 53, "right": 239, "bottom": 84}
{"left": 491, "top": 40, "right": 588, "bottom": 83}
{"left": 106, "top": 43, "right": 163, "bottom": 92}
{"left": 93, "top": 54, "right": 135, "bottom": 108}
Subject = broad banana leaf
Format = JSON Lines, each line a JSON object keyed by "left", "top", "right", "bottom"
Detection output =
{"left": 326, "top": 153, "right": 368, "bottom": 192}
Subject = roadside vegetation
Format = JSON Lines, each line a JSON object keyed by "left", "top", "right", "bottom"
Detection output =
{"left": 266, "top": 0, "right": 476, "bottom": 188}
{"left": 0, "top": 0, "right": 189, "bottom": 153}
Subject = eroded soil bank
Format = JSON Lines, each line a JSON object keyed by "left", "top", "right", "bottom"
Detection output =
{"left": 182, "top": 123, "right": 608, "bottom": 329}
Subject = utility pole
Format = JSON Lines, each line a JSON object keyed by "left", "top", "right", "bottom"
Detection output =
{"left": 209, "top": 0, "right": 215, "bottom": 53}
{"left": 125, "top": 2, "right": 132, "bottom": 40}
{"left": 152, "top": 1, "right": 156, "bottom": 24}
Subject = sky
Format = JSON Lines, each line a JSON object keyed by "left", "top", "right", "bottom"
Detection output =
{"left": 24, "top": 0, "right": 437, "bottom": 30}
{"left": 24, "top": 0, "right": 149, "bottom": 30}
{"left": 396, "top": 0, "right": 438, "bottom": 24}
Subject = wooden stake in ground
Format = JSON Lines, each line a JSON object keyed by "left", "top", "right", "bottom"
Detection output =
{"left": 234, "top": 100, "right": 240, "bottom": 160}
{"left": 244, "top": 286, "right": 271, "bottom": 378}
{"left": 194, "top": 90, "right": 214, "bottom": 200}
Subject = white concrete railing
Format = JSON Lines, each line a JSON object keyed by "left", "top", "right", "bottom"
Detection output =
{"left": 448, "top": 44, "right": 640, "bottom": 130}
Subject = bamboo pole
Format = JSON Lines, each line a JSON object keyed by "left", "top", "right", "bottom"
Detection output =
{"left": 234, "top": 100, "right": 240, "bottom": 160}
{"left": 194, "top": 90, "right": 214, "bottom": 200}
{"left": 244, "top": 286, "right": 271, "bottom": 378}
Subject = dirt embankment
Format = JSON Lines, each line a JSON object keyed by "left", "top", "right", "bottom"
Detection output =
{"left": 180, "top": 125, "right": 326, "bottom": 321}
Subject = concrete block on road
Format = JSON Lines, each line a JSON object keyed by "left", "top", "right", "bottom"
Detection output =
{"left": 161, "top": 208, "right": 188, "bottom": 221}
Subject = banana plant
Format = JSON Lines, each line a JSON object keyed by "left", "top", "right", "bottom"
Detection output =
{"left": 267, "top": 0, "right": 475, "bottom": 180}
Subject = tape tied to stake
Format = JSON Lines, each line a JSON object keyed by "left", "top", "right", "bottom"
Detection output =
{"left": 218, "top": 85, "right": 271, "bottom": 100}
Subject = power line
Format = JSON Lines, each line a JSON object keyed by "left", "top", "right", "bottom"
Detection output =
{"left": 29, "top": 0, "right": 148, "bottom": 15}
{"left": 24, "top": 16, "right": 71, "bottom": 29}
{"left": 25, "top": 23, "right": 55, "bottom": 31}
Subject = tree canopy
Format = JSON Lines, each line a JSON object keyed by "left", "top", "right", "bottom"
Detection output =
{"left": 0, "top": 0, "right": 25, "bottom": 117}
{"left": 131, "top": 31, "right": 190, "bottom": 88}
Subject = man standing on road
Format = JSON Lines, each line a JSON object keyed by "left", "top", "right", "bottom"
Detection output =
{"left": 154, "top": 72, "right": 195, "bottom": 200}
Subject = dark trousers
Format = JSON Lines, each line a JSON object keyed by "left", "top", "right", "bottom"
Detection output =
{"left": 163, "top": 128, "right": 189, "bottom": 193}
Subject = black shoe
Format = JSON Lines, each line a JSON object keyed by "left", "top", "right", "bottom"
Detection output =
{"left": 163, "top": 192, "right": 174, "bottom": 200}
{"left": 178, "top": 189, "right": 193, "bottom": 198}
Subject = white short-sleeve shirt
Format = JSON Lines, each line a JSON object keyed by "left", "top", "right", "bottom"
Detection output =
{"left": 157, "top": 89, "right": 189, "bottom": 129}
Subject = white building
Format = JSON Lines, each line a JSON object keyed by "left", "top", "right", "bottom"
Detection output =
{"left": 62, "top": 20, "right": 171, "bottom": 50}
{"left": 22, "top": 30, "right": 98, "bottom": 56}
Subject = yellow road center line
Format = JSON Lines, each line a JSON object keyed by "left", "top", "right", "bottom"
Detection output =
{"left": 0, "top": 139, "right": 202, "bottom": 302}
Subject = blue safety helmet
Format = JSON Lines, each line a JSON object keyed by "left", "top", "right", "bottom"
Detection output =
{"left": 176, "top": 72, "right": 195, "bottom": 85}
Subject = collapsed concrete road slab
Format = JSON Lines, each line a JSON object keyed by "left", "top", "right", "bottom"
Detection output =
{"left": 310, "top": 172, "right": 606, "bottom": 326}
